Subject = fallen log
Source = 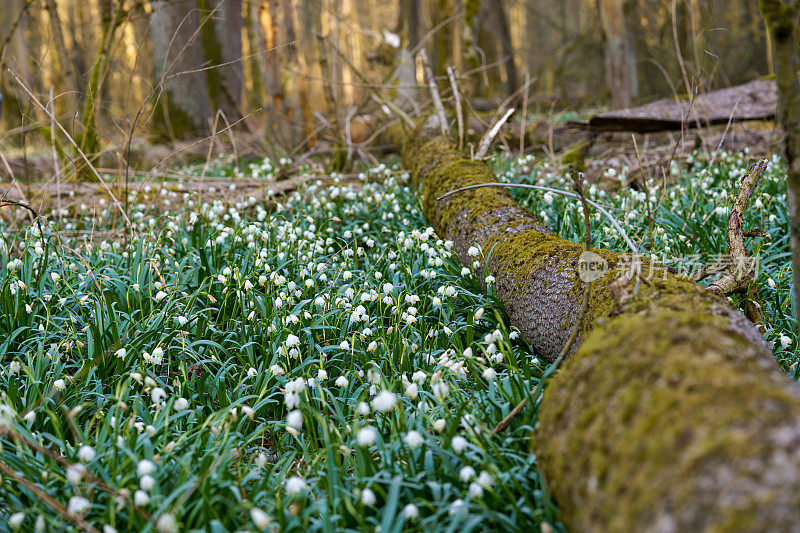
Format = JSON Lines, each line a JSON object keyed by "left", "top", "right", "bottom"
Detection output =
{"left": 589, "top": 79, "right": 777, "bottom": 133}
{"left": 403, "top": 135, "right": 800, "bottom": 531}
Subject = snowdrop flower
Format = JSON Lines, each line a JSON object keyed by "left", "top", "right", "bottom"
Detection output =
{"left": 63, "top": 462, "right": 85, "bottom": 484}
{"left": 78, "top": 445, "right": 95, "bottom": 463}
{"left": 53, "top": 379, "right": 66, "bottom": 391}
{"left": 285, "top": 334, "right": 300, "bottom": 347}
{"left": 477, "top": 470, "right": 493, "bottom": 488}
{"left": 371, "top": 390, "right": 397, "bottom": 412}
{"left": 134, "top": 490, "right": 150, "bottom": 506}
{"left": 335, "top": 376, "right": 348, "bottom": 387}
{"left": 151, "top": 387, "right": 167, "bottom": 403}
{"left": 50, "top": 272, "right": 60, "bottom": 283}
{"left": 404, "top": 430, "right": 424, "bottom": 449}
{"left": 8, "top": 512, "right": 24, "bottom": 529}
{"left": 339, "top": 340, "right": 350, "bottom": 350}
{"left": 140, "top": 475, "right": 156, "bottom": 491}
{"left": 482, "top": 367, "right": 497, "bottom": 381}
{"left": 361, "top": 488, "right": 376, "bottom": 505}
{"left": 8, "top": 361, "right": 20, "bottom": 374}
{"left": 404, "top": 382, "right": 418, "bottom": 398}
{"left": 132, "top": 283, "right": 140, "bottom": 292}
{"left": 469, "top": 482, "right": 484, "bottom": 498}
{"left": 67, "top": 496, "right": 91, "bottom": 516}
{"left": 448, "top": 499, "right": 467, "bottom": 516}
{"left": 115, "top": 348, "right": 127, "bottom": 359}
{"left": 357, "top": 402, "right": 370, "bottom": 416}
{"left": 137, "top": 459, "right": 156, "bottom": 477}
{"left": 768, "top": 278, "right": 776, "bottom": 289}
{"left": 367, "top": 340, "right": 378, "bottom": 352}
{"left": 473, "top": 308, "right": 485, "bottom": 321}
{"left": 382, "top": 282, "right": 394, "bottom": 294}
{"left": 284, "top": 476, "right": 307, "bottom": 494}
{"left": 356, "top": 426, "right": 378, "bottom": 446}
{"left": 174, "top": 397, "right": 189, "bottom": 411}
{"left": 155, "top": 290, "right": 167, "bottom": 301}
{"left": 286, "top": 410, "right": 303, "bottom": 429}
{"left": 451, "top": 436, "right": 468, "bottom": 453}
{"left": 156, "top": 513, "right": 178, "bottom": 533}
{"left": 433, "top": 418, "right": 446, "bottom": 432}
{"left": 467, "top": 246, "right": 479, "bottom": 257}
{"left": 103, "top": 526, "right": 118, "bottom": 533}
{"left": 459, "top": 466, "right": 476, "bottom": 482}
{"left": 403, "top": 503, "right": 419, "bottom": 520}
{"left": 251, "top": 507, "right": 271, "bottom": 529}
{"left": 781, "top": 335, "right": 793, "bottom": 349}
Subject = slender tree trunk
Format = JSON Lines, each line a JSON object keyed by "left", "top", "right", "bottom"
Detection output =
{"left": 42, "top": 0, "right": 80, "bottom": 118}
{"left": 485, "top": 0, "right": 518, "bottom": 98}
{"left": 760, "top": 0, "right": 800, "bottom": 337}
{"left": 244, "top": 0, "right": 266, "bottom": 111}
{"left": 598, "top": 0, "right": 637, "bottom": 107}
{"left": 150, "top": 0, "right": 214, "bottom": 140}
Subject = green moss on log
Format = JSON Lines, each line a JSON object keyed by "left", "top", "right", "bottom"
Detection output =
{"left": 403, "top": 134, "right": 800, "bottom": 530}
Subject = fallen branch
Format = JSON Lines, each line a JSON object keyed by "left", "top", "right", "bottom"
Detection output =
{"left": 474, "top": 108, "right": 514, "bottom": 160}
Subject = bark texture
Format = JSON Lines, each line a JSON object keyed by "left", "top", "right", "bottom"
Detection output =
{"left": 150, "top": 0, "right": 214, "bottom": 140}
{"left": 403, "top": 135, "right": 800, "bottom": 531}
{"left": 760, "top": 0, "right": 800, "bottom": 343}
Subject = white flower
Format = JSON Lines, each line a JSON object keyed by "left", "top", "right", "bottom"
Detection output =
{"left": 8, "top": 512, "right": 24, "bottom": 529}
{"left": 768, "top": 278, "right": 776, "bottom": 289}
{"left": 286, "top": 410, "right": 303, "bottom": 429}
{"left": 482, "top": 368, "right": 497, "bottom": 381}
{"left": 78, "top": 445, "right": 95, "bottom": 463}
{"left": 8, "top": 361, "right": 20, "bottom": 374}
{"left": 403, "top": 503, "right": 419, "bottom": 520}
{"left": 382, "top": 282, "right": 394, "bottom": 294}
{"left": 339, "top": 340, "right": 350, "bottom": 350}
{"left": 469, "top": 482, "right": 484, "bottom": 498}
{"left": 459, "top": 466, "right": 476, "bottom": 482}
{"left": 335, "top": 376, "right": 349, "bottom": 387}
{"left": 115, "top": 348, "right": 127, "bottom": 359}
{"left": 155, "top": 290, "right": 167, "bottom": 301}
{"left": 103, "top": 526, "right": 118, "bottom": 533}
{"left": 140, "top": 475, "right": 156, "bottom": 491}
{"left": 251, "top": 507, "right": 271, "bottom": 529}
{"left": 357, "top": 402, "right": 370, "bottom": 416}
{"left": 433, "top": 418, "right": 446, "bottom": 432}
{"left": 467, "top": 246, "right": 479, "bottom": 257}
{"left": 477, "top": 470, "right": 493, "bottom": 488}
{"left": 371, "top": 390, "right": 397, "bottom": 412}
{"left": 67, "top": 496, "right": 91, "bottom": 516}
{"left": 284, "top": 476, "right": 307, "bottom": 494}
{"left": 151, "top": 387, "right": 167, "bottom": 403}
{"left": 404, "top": 430, "right": 424, "bottom": 449}
{"left": 137, "top": 459, "right": 156, "bottom": 477}
{"left": 361, "top": 488, "right": 376, "bottom": 505}
{"left": 134, "top": 490, "right": 150, "bottom": 506}
{"left": 151, "top": 347, "right": 164, "bottom": 365}
{"left": 367, "top": 340, "right": 378, "bottom": 352}
{"left": 53, "top": 379, "right": 66, "bottom": 391}
{"left": 356, "top": 426, "right": 378, "bottom": 446}
{"left": 156, "top": 513, "right": 178, "bottom": 533}
{"left": 285, "top": 334, "right": 300, "bottom": 347}
{"left": 132, "top": 283, "right": 140, "bottom": 292}
{"left": 781, "top": 335, "right": 793, "bottom": 349}
{"left": 452, "top": 436, "right": 468, "bottom": 453}
{"left": 174, "top": 397, "right": 189, "bottom": 411}
{"left": 50, "top": 272, "right": 60, "bottom": 283}
{"left": 404, "top": 383, "right": 418, "bottom": 398}
{"left": 473, "top": 308, "right": 485, "bottom": 321}
{"left": 448, "top": 498, "right": 467, "bottom": 516}
{"left": 66, "top": 464, "right": 85, "bottom": 484}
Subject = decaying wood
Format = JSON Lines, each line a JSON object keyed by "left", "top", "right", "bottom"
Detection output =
{"left": 589, "top": 79, "right": 777, "bottom": 133}
{"left": 404, "top": 134, "right": 800, "bottom": 531}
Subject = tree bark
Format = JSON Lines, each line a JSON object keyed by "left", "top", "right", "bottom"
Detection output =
{"left": 149, "top": 0, "right": 214, "bottom": 140}
{"left": 760, "top": 0, "right": 800, "bottom": 342}
{"left": 598, "top": 0, "right": 637, "bottom": 107}
{"left": 198, "top": 0, "right": 244, "bottom": 122}
{"left": 0, "top": 0, "right": 31, "bottom": 131}
{"left": 403, "top": 134, "right": 800, "bottom": 531}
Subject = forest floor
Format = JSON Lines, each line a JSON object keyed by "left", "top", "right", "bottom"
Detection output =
{"left": 0, "top": 137, "right": 796, "bottom": 530}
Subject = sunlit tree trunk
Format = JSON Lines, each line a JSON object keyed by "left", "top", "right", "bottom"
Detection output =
{"left": 150, "top": 0, "right": 213, "bottom": 140}
{"left": 759, "top": 0, "right": 800, "bottom": 335}
{"left": 598, "top": 0, "right": 637, "bottom": 107}
{"left": 0, "top": 0, "right": 31, "bottom": 131}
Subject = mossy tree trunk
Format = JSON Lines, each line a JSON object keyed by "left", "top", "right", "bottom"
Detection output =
{"left": 403, "top": 135, "right": 800, "bottom": 530}
{"left": 760, "top": 0, "right": 800, "bottom": 340}
{"left": 150, "top": 0, "right": 214, "bottom": 141}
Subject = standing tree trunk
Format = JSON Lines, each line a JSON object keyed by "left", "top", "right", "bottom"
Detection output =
{"left": 150, "top": 0, "right": 214, "bottom": 141}
{"left": 42, "top": 0, "right": 80, "bottom": 119}
{"left": 244, "top": 0, "right": 266, "bottom": 111}
{"left": 598, "top": 0, "right": 637, "bottom": 107}
{"left": 485, "top": 0, "right": 518, "bottom": 98}
{"left": 198, "top": 0, "right": 244, "bottom": 122}
{"left": 0, "top": 0, "right": 31, "bottom": 132}
{"left": 760, "top": 0, "right": 800, "bottom": 337}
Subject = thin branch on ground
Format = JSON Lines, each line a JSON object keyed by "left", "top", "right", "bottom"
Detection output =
{"left": 474, "top": 108, "right": 515, "bottom": 160}
{"left": 447, "top": 66, "right": 464, "bottom": 150}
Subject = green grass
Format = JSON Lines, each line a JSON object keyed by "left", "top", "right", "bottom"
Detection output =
{"left": 0, "top": 146, "right": 796, "bottom": 532}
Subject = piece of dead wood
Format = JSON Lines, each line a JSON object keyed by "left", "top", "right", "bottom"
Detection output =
{"left": 695, "top": 158, "right": 770, "bottom": 326}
